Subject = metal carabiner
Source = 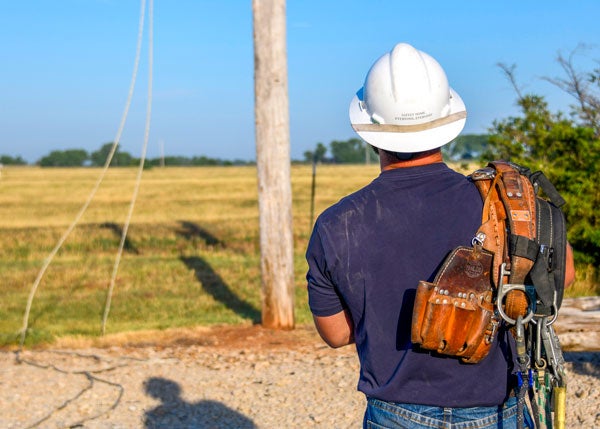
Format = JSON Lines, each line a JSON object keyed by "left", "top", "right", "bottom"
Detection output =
{"left": 514, "top": 316, "right": 529, "bottom": 367}
{"left": 534, "top": 317, "right": 544, "bottom": 368}
{"left": 546, "top": 291, "right": 560, "bottom": 325}
{"left": 540, "top": 321, "right": 566, "bottom": 383}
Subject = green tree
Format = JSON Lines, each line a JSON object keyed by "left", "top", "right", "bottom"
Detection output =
{"left": 0, "top": 155, "right": 27, "bottom": 165}
{"left": 90, "top": 143, "right": 135, "bottom": 167}
{"left": 38, "top": 149, "right": 88, "bottom": 167}
{"left": 443, "top": 134, "right": 489, "bottom": 161}
{"left": 192, "top": 156, "right": 220, "bottom": 166}
{"left": 486, "top": 63, "right": 600, "bottom": 265}
{"left": 329, "top": 138, "right": 378, "bottom": 164}
{"left": 303, "top": 142, "right": 328, "bottom": 163}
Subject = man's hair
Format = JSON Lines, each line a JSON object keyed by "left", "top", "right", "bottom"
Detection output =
{"left": 369, "top": 145, "right": 437, "bottom": 161}
{"left": 392, "top": 152, "right": 418, "bottom": 160}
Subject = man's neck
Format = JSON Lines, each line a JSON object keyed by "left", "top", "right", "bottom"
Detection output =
{"left": 380, "top": 149, "right": 443, "bottom": 171}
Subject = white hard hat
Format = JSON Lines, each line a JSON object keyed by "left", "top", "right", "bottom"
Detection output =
{"left": 349, "top": 43, "right": 466, "bottom": 153}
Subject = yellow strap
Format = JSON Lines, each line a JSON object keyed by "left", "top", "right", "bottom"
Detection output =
{"left": 554, "top": 386, "right": 567, "bottom": 429}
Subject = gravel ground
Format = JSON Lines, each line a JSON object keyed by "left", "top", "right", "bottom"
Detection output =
{"left": 1, "top": 329, "right": 365, "bottom": 429}
{"left": 1, "top": 305, "right": 599, "bottom": 429}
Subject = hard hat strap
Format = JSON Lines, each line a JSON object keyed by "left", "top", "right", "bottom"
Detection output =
{"left": 352, "top": 111, "right": 466, "bottom": 133}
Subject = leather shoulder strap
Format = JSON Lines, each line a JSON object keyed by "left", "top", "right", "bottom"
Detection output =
{"left": 470, "top": 161, "right": 539, "bottom": 321}
{"left": 490, "top": 161, "right": 538, "bottom": 283}
{"left": 470, "top": 167, "right": 506, "bottom": 288}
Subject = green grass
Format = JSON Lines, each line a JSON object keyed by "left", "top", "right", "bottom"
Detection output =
{"left": 0, "top": 164, "right": 596, "bottom": 347}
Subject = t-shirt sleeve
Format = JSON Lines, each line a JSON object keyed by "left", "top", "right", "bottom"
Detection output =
{"left": 306, "top": 223, "right": 346, "bottom": 317}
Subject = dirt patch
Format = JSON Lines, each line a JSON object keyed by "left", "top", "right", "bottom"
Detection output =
{"left": 26, "top": 297, "right": 599, "bottom": 353}
{"left": 44, "top": 323, "right": 324, "bottom": 352}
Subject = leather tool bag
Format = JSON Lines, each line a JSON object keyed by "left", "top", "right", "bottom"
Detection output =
{"left": 411, "top": 245, "right": 500, "bottom": 363}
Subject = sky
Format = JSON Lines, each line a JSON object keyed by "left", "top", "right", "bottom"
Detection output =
{"left": 1, "top": 1, "right": 599, "bottom": 164}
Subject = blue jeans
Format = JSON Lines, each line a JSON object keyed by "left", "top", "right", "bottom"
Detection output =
{"left": 364, "top": 396, "right": 533, "bottom": 429}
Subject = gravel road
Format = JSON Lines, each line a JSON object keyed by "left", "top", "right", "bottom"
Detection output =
{"left": 1, "top": 299, "right": 599, "bottom": 429}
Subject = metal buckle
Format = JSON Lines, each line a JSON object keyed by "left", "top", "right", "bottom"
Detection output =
{"left": 496, "top": 263, "right": 534, "bottom": 325}
{"left": 471, "top": 232, "right": 486, "bottom": 247}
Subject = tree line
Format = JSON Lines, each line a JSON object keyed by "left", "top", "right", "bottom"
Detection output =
{"left": 0, "top": 143, "right": 254, "bottom": 167}
{"left": 1, "top": 135, "right": 489, "bottom": 168}
{"left": 302, "top": 134, "right": 489, "bottom": 164}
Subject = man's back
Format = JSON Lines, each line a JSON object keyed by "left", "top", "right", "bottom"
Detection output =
{"left": 307, "top": 162, "right": 514, "bottom": 407}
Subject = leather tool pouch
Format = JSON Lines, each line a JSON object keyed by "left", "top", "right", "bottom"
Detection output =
{"left": 411, "top": 245, "right": 500, "bottom": 363}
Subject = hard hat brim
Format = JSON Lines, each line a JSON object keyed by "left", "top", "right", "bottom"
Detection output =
{"left": 349, "top": 87, "right": 467, "bottom": 153}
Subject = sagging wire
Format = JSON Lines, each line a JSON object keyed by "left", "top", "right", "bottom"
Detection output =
{"left": 19, "top": 0, "right": 149, "bottom": 349}
{"left": 102, "top": 0, "right": 153, "bottom": 335}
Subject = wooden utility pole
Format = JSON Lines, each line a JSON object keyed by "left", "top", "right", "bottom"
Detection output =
{"left": 252, "top": 0, "right": 295, "bottom": 329}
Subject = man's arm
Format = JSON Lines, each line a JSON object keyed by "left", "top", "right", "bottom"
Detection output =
{"left": 313, "top": 309, "right": 355, "bottom": 348}
{"left": 565, "top": 243, "right": 576, "bottom": 288}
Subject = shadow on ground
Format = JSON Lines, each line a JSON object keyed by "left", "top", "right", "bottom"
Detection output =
{"left": 144, "top": 377, "right": 256, "bottom": 428}
{"left": 100, "top": 222, "right": 139, "bottom": 254}
{"left": 176, "top": 220, "right": 224, "bottom": 248}
{"left": 177, "top": 220, "right": 259, "bottom": 323}
{"left": 564, "top": 351, "right": 600, "bottom": 378}
{"left": 180, "top": 256, "right": 261, "bottom": 323}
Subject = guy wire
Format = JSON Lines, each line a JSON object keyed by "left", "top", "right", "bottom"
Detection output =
{"left": 19, "top": 0, "right": 148, "bottom": 349}
{"left": 102, "top": 0, "right": 153, "bottom": 335}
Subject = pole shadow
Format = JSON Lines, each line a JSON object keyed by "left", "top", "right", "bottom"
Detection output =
{"left": 143, "top": 377, "right": 257, "bottom": 428}
{"left": 176, "top": 220, "right": 224, "bottom": 247}
{"left": 100, "top": 222, "right": 139, "bottom": 254}
{"left": 180, "top": 256, "right": 261, "bottom": 323}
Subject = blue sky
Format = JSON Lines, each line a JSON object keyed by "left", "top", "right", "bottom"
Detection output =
{"left": 1, "top": 1, "right": 598, "bottom": 163}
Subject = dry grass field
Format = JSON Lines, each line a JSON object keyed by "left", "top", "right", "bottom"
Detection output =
{"left": 0, "top": 164, "right": 379, "bottom": 346}
{"left": 0, "top": 163, "right": 594, "bottom": 347}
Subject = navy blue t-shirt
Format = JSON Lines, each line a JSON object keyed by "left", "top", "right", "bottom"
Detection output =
{"left": 306, "top": 162, "right": 513, "bottom": 407}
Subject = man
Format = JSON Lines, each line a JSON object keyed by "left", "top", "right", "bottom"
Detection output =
{"left": 306, "top": 43, "right": 574, "bottom": 428}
